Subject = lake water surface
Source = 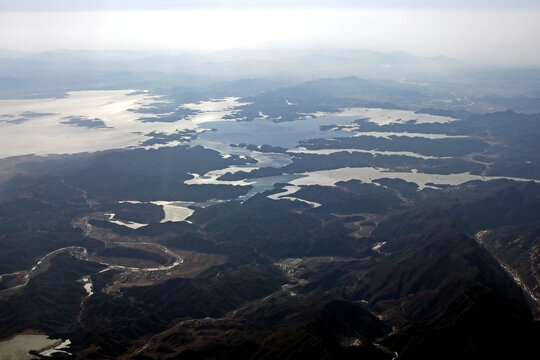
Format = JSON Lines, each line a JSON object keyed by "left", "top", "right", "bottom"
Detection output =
{"left": 0, "top": 334, "right": 69, "bottom": 359}
{"left": 2, "top": 93, "right": 535, "bottom": 220}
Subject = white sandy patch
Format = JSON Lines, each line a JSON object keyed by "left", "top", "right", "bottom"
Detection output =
{"left": 267, "top": 185, "right": 321, "bottom": 207}
{"left": 284, "top": 167, "right": 537, "bottom": 193}
{"left": 257, "top": 111, "right": 269, "bottom": 119}
{"left": 285, "top": 98, "right": 297, "bottom": 106}
{"left": 80, "top": 276, "right": 94, "bottom": 297}
{"left": 143, "top": 140, "right": 183, "bottom": 150}
{"left": 39, "top": 339, "right": 72, "bottom": 357}
{"left": 182, "top": 97, "right": 251, "bottom": 125}
{"left": 118, "top": 200, "right": 195, "bottom": 223}
{"left": 84, "top": 282, "right": 93, "bottom": 296}
{"left": 184, "top": 172, "right": 254, "bottom": 186}
{"left": 352, "top": 131, "right": 467, "bottom": 139}
{"left": 106, "top": 213, "right": 147, "bottom": 229}
{"left": 268, "top": 185, "right": 301, "bottom": 200}
{"left": 323, "top": 125, "right": 466, "bottom": 140}
{"left": 151, "top": 201, "right": 195, "bottom": 223}
{"left": 288, "top": 147, "right": 449, "bottom": 160}
{"left": 315, "top": 107, "right": 458, "bottom": 126}
{"left": 183, "top": 162, "right": 261, "bottom": 186}
{"left": 183, "top": 97, "right": 244, "bottom": 112}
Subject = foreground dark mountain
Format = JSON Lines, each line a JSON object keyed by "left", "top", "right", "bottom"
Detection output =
{"left": 120, "top": 208, "right": 539, "bottom": 360}
{"left": 477, "top": 221, "right": 540, "bottom": 318}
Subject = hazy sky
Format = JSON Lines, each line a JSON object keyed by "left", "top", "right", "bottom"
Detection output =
{"left": 2, "top": 1, "right": 540, "bottom": 11}
{"left": 1, "top": 0, "right": 539, "bottom": 66}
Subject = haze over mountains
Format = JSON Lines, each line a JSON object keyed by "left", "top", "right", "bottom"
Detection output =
{"left": 2, "top": 48, "right": 540, "bottom": 114}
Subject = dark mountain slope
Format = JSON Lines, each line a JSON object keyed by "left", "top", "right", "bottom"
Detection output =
{"left": 478, "top": 220, "right": 540, "bottom": 317}
{"left": 187, "top": 194, "right": 368, "bottom": 258}
{"left": 125, "top": 208, "right": 540, "bottom": 360}
{"left": 366, "top": 210, "right": 539, "bottom": 359}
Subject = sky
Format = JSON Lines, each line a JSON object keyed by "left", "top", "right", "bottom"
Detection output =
{"left": 2, "top": 1, "right": 540, "bottom": 11}
{"left": 1, "top": 0, "right": 539, "bottom": 66}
